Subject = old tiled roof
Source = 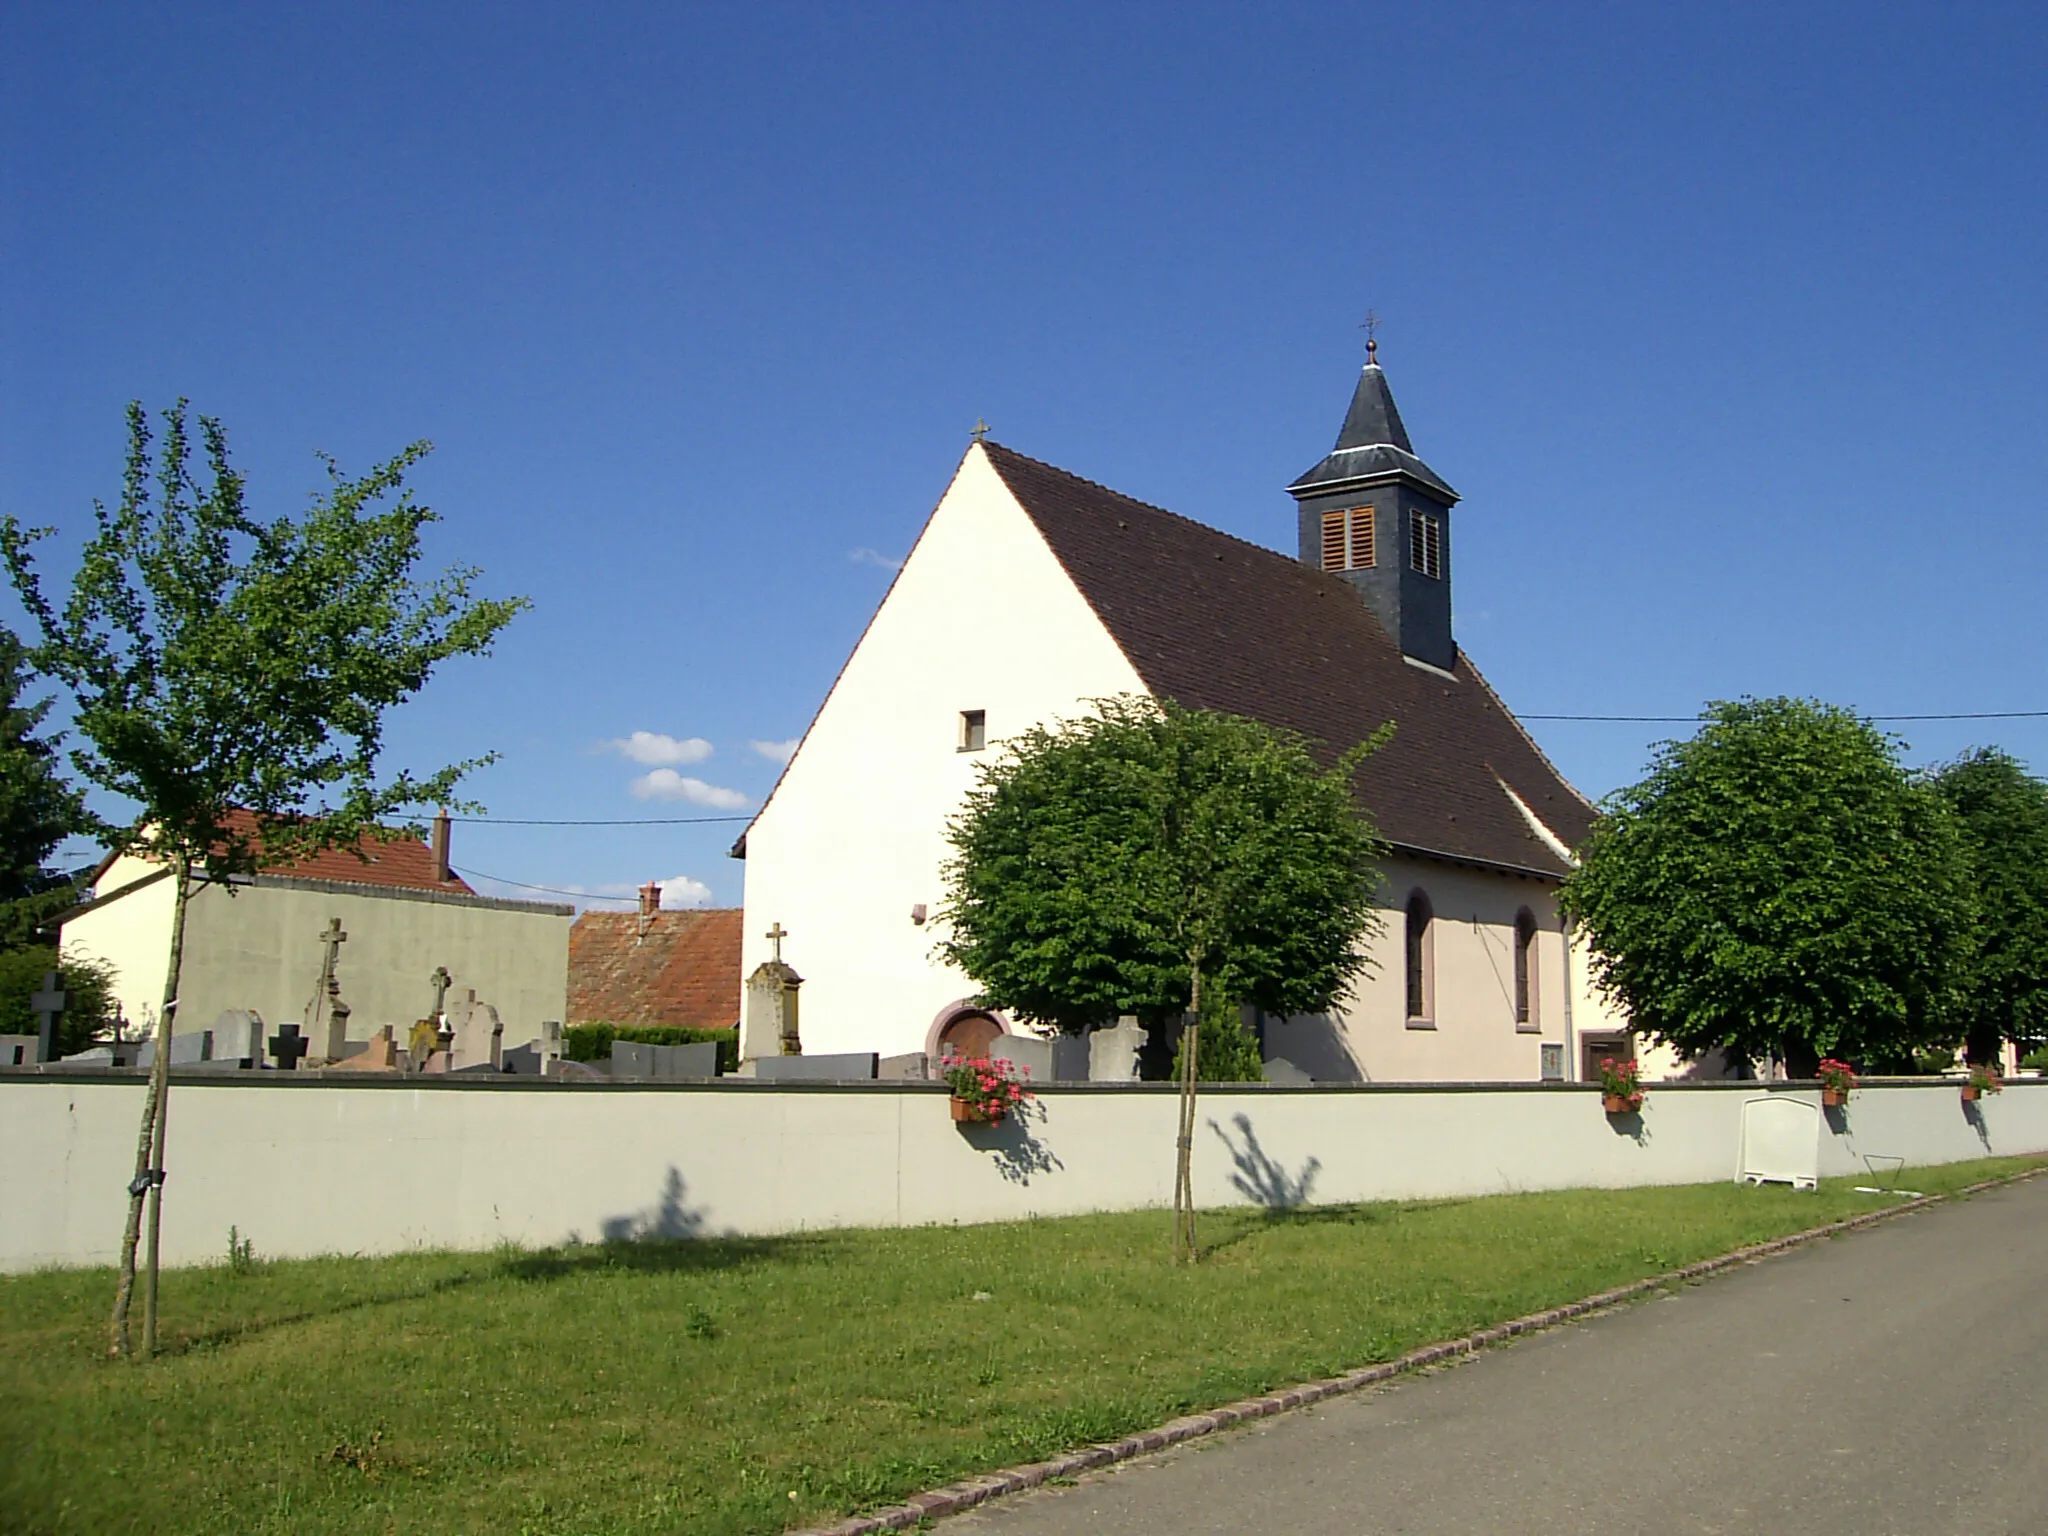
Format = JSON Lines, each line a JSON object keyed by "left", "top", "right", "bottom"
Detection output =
{"left": 982, "top": 442, "right": 1593, "bottom": 878}
{"left": 91, "top": 809, "right": 476, "bottom": 895}
{"left": 568, "top": 908, "right": 743, "bottom": 1028}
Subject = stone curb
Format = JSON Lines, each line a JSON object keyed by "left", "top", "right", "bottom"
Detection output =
{"left": 792, "top": 1164, "right": 2048, "bottom": 1536}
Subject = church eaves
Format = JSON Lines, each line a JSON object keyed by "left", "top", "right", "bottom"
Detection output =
{"left": 980, "top": 441, "right": 1591, "bottom": 879}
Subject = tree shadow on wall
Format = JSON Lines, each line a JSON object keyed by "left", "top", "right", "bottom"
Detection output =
{"left": 958, "top": 1099, "right": 1064, "bottom": 1185}
{"left": 500, "top": 1165, "right": 805, "bottom": 1281}
{"left": 1210, "top": 1112, "right": 1322, "bottom": 1210}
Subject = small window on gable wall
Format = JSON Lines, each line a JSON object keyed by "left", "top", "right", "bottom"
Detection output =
{"left": 1514, "top": 908, "right": 1539, "bottom": 1030}
{"left": 1409, "top": 511, "right": 1443, "bottom": 579}
{"left": 959, "top": 710, "right": 986, "bottom": 752}
{"left": 1320, "top": 507, "right": 1376, "bottom": 572}
{"left": 1405, "top": 890, "right": 1433, "bottom": 1022}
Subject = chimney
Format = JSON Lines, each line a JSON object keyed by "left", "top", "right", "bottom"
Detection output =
{"left": 431, "top": 809, "right": 452, "bottom": 883}
{"left": 638, "top": 881, "right": 661, "bottom": 918}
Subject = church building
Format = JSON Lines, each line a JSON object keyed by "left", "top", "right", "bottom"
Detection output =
{"left": 733, "top": 351, "right": 1633, "bottom": 1081}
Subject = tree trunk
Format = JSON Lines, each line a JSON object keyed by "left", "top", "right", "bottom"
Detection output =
{"left": 109, "top": 856, "right": 188, "bottom": 1359}
{"left": 1174, "top": 964, "right": 1202, "bottom": 1265}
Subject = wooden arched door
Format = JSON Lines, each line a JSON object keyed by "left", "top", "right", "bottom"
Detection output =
{"left": 936, "top": 1010, "right": 1004, "bottom": 1061}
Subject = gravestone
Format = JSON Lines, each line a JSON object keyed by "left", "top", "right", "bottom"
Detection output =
{"left": 741, "top": 922, "right": 803, "bottom": 1061}
{"left": 1088, "top": 1017, "right": 1147, "bottom": 1082}
{"left": 51, "top": 1046, "right": 115, "bottom": 1069}
{"left": 501, "top": 1041, "right": 542, "bottom": 1075}
{"left": 877, "top": 1052, "right": 929, "bottom": 1081}
{"left": 405, "top": 1018, "right": 441, "bottom": 1071}
{"left": 330, "top": 1025, "right": 399, "bottom": 1072}
{"left": 985, "top": 1033, "right": 1053, "bottom": 1082}
{"left": 268, "top": 1023, "right": 311, "bottom": 1071}
{"left": 1261, "top": 1056, "right": 1313, "bottom": 1085}
{"left": 1050, "top": 1034, "right": 1090, "bottom": 1082}
{"left": 303, "top": 917, "right": 350, "bottom": 1065}
{"left": 539, "top": 1019, "right": 563, "bottom": 1068}
{"left": 212, "top": 1010, "right": 266, "bottom": 1068}
{"left": 134, "top": 1031, "right": 214, "bottom": 1069}
{"left": 445, "top": 990, "right": 504, "bottom": 1071}
{"left": 30, "top": 972, "right": 65, "bottom": 1064}
{"left": 0, "top": 1035, "right": 34, "bottom": 1066}
{"left": 543, "top": 1056, "right": 607, "bottom": 1081}
{"left": 610, "top": 1040, "right": 720, "bottom": 1080}
{"left": 748, "top": 1052, "right": 877, "bottom": 1081}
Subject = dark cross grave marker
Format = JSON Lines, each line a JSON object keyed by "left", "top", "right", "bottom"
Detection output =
{"left": 268, "top": 1023, "right": 310, "bottom": 1071}
{"left": 30, "top": 971, "right": 66, "bottom": 1064}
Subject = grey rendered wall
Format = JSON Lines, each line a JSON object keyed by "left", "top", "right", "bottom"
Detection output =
{"left": 177, "top": 878, "right": 571, "bottom": 1045}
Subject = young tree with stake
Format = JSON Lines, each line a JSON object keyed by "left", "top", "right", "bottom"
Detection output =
{"left": 940, "top": 696, "right": 1389, "bottom": 1261}
{"left": 2, "top": 401, "right": 527, "bottom": 1358}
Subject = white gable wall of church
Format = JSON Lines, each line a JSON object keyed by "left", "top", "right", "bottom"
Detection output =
{"left": 737, "top": 445, "right": 1149, "bottom": 1058}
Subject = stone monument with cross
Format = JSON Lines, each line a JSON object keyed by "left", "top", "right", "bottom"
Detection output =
{"left": 741, "top": 922, "right": 803, "bottom": 1063}
{"left": 30, "top": 971, "right": 66, "bottom": 1065}
{"left": 303, "top": 916, "right": 350, "bottom": 1064}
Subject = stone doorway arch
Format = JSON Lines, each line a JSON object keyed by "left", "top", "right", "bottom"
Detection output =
{"left": 926, "top": 1001, "right": 1008, "bottom": 1061}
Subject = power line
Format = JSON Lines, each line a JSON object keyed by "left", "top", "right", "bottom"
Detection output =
{"left": 452, "top": 865, "right": 641, "bottom": 903}
{"left": 446, "top": 814, "right": 752, "bottom": 826}
{"left": 1521, "top": 710, "right": 2048, "bottom": 724}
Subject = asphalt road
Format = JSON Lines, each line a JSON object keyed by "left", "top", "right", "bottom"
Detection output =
{"left": 950, "top": 1177, "right": 2048, "bottom": 1536}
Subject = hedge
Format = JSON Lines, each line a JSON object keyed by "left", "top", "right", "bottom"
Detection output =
{"left": 564, "top": 1023, "right": 739, "bottom": 1074}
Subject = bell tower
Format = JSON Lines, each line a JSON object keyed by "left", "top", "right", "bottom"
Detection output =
{"left": 1287, "top": 340, "right": 1460, "bottom": 672}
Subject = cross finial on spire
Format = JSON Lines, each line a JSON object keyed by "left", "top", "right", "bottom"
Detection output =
{"left": 971, "top": 418, "right": 990, "bottom": 443}
{"left": 766, "top": 922, "right": 788, "bottom": 963}
{"left": 1361, "top": 309, "right": 1380, "bottom": 366}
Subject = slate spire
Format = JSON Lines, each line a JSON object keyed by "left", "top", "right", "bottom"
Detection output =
{"left": 1287, "top": 350, "right": 1460, "bottom": 672}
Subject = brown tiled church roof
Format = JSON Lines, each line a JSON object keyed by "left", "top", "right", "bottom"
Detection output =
{"left": 568, "top": 908, "right": 743, "bottom": 1028}
{"left": 982, "top": 443, "right": 1593, "bottom": 879}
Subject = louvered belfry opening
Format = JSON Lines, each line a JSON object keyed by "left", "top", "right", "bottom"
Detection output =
{"left": 1319, "top": 506, "right": 1376, "bottom": 572}
{"left": 1410, "top": 511, "right": 1443, "bottom": 580}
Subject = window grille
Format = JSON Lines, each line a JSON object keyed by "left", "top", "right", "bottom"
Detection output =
{"left": 1409, "top": 511, "right": 1443, "bottom": 579}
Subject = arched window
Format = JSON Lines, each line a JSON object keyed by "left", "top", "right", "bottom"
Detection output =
{"left": 1514, "top": 908, "right": 1539, "bottom": 1029}
{"left": 1404, "top": 890, "right": 1433, "bottom": 1023}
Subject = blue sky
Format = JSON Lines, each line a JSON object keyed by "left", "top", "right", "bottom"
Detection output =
{"left": 5, "top": 2, "right": 2045, "bottom": 910}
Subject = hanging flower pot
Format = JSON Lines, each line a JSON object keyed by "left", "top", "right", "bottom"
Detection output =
{"left": 1961, "top": 1083, "right": 1981, "bottom": 1103}
{"left": 1817, "top": 1058, "right": 1855, "bottom": 1108}
{"left": 1596, "top": 1057, "right": 1646, "bottom": 1116}
{"left": 940, "top": 1052, "right": 1033, "bottom": 1128}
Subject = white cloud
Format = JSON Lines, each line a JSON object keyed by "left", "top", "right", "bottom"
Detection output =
{"left": 630, "top": 770, "right": 751, "bottom": 809}
{"left": 657, "top": 874, "right": 713, "bottom": 910}
{"left": 604, "top": 731, "right": 714, "bottom": 767}
{"left": 749, "top": 737, "right": 799, "bottom": 765}
{"left": 848, "top": 547, "right": 903, "bottom": 572}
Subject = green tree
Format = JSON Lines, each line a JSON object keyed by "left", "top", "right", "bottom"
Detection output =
{"left": 1559, "top": 698, "right": 1972, "bottom": 1079}
{"left": 940, "top": 695, "right": 1389, "bottom": 1258}
{"left": 1929, "top": 748, "right": 2048, "bottom": 1065}
{"left": 3, "top": 400, "right": 527, "bottom": 1357}
{"left": 0, "top": 624, "right": 93, "bottom": 947}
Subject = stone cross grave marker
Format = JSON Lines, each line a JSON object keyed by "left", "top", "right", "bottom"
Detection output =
{"left": 304, "top": 917, "right": 348, "bottom": 1062}
{"left": 268, "top": 1023, "right": 310, "bottom": 1071}
{"left": 429, "top": 965, "right": 452, "bottom": 1021}
{"left": 30, "top": 971, "right": 66, "bottom": 1064}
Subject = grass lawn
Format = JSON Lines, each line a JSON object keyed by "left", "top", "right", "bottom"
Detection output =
{"left": 5, "top": 1154, "right": 2043, "bottom": 1536}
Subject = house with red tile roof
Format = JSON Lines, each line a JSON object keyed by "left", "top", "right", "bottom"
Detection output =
{"left": 733, "top": 353, "right": 1635, "bottom": 1081}
{"left": 59, "top": 811, "right": 572, "bottom": 1061}
{"left": 568, "top": 900, "right": 742, "bottom": 1030}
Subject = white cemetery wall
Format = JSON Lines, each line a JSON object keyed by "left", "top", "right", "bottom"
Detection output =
{"left": 2, "top": 1076, "right": 2043, "bottom": 1272}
